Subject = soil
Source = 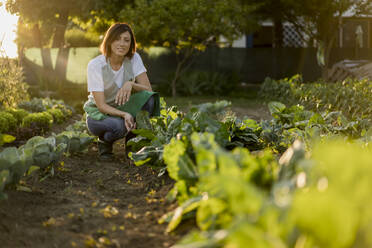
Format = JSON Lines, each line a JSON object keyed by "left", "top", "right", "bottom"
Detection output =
{"left": 0, "top": 116, "right": 183, "bottom": 248}
{"left": 229, "top": 105, "right": 271, "bottom": 121}
{"left": 0, "top": 140, "right": 182, "bottom": 248}
{"left": 0, "top": 103, "right": 271, "bottom": 248}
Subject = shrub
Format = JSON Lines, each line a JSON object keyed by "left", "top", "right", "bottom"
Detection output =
{"left": 18, "top": 98, "right": 46, "bottom": 113}
{"left": 158, "top": 70, "right": 240, "bottom": 96}
{"left": 0, "top": 112, "right": 17, "bottom": 133}
{"left": 259, "top": 75, "right": 372, "bottom": 120}
{"left": 65, "top": 28, "right": 101, "bottom": 47}
{"left": 22, "top": 112, "right": 53, "bottom": 131}
{"left": 5, "top": 108, "right": 29, "bottom": 124}
{"left": 0, "top": 58, "right": 29, "bottom": 108}
{"left": 0, "top": 116, "right": 8, "bottom": 133}
{"left": 46, "top": 108, "right": 65, "bottom": 124}
{"left": 22, "top": 97, "right": 74, "bottom": 117}
{"left": 52, "top": 103, "right": 73, "bottom": 118}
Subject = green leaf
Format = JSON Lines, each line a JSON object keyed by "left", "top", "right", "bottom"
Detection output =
{"left": 131, "top": 129, "right": 155, "bottom": 140}
{"left": 308, "top": 113, "right": 325, "bottom": 126}
{"left": 130, "top": 146, "right": 163, "bottom": 166}
{"left": 0, "top": 169, "right": 10, "bottom": 192}
{"left": 32, "top": 143, "right": 53, "bottom": 169}
{"left": 191, "top": 133, "right": 218, "bottom": 175}
{"left": 136, "top": 111, "right": 152, "bottom": 130}
{"left": 166, "top": 117, "right": 182, "bottom": 141}
{"left": 164, "top": 138, "right": 198, "bottom": 181}
{"left": 23, "top": 136, "right": 46, "bottom": 149}
{"left": 55, "top": 133, "right": 69, "bottom": 146}
{"left": 69, "top": 137, "right": 81, "bottom": 153}
{"left": 79, "top": 136, "right": 94, "bottom": 151}
{"left": 241, "top": 119, "right": 260, "bottom": 131}
{"left": 0, "top": 147, "right": 20, "bottom": 171}
{"left": 197, "top": 197, "right": 227, "bottom": 231}
{"left": 268, "top": 102, "right": 286, "bottom": 115}
{"left": 27, "top": 166, "right": 40, "bottom": 176}
{"left": 166, "top": 196, "right": 203, "bottom": 232}
{"left": 1, "top": 134, "right": 16, "bottom": 144}
{"left": 127, "top": 135, "right": 151, "bottom": 152}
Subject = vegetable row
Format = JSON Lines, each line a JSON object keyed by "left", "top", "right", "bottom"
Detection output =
{"left": 259, "top": 75, "right": 372, "bottom": 121}
{"left": 0, "top": 97, "right": 74, "bottom": 140}
{"left": 0, "top": 121, "right": 94, "bottom": 199}
{"left": 127, "top": 98, "right": 371, "bottom": 248}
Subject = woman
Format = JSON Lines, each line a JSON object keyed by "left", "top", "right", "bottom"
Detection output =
{"left": 84, "top": 23, "right": 159, "bottom": 159}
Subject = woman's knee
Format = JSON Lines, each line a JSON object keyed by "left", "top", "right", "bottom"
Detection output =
{"left": 105, "top": 117, "right": 127, "bottom": 137}
{"left": 86, "top": 117, "right": 105, "bottom": 137}
{"left": 87, "top": 117, "right": 127, "bottom": 142}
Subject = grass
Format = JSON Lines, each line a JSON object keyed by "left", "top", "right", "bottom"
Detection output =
{"left": 164, "top": 87, "right": 271, "bottom": 120}
{"left": 164, "top": 84, "right": 261, "bottom": 109}
{"left": 164, "top": 96, "right": 261, "bottom": 110}
{"left": 25, "top": 48, "right": 100, "bottom": 84}
{"left": 24, "top": 47, "right": 171, "bottom": 85}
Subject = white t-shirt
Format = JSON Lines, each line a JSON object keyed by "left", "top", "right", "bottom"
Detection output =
{"left": 87, "top": 52, "right": 147, "bottom": 92}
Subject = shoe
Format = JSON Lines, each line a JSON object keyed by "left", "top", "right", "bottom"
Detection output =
{"left": 97, "top": 139, "right": 114, "bottom": 160}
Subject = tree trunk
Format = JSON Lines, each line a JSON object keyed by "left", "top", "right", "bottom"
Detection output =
{"left": 41, "top": 48, "right": 53, "bottom": 71}
{"left": 273, "top": 17, "right": 284, "bottom": 48}
{"left": 55, "top": 47, "right": 70, "bottom": 81}
{"left": 52, "top": 10, "right": 69, "bottom": 48}
{"left": 171, "top": 62, "right": 182, "bottom": 97}
{"left": 171, "top": 48, "right": 195, "bottom": 97}
{"left": 322, "top": 36, "right": 336, "bottom": 80}
{"left": 53, "top": 10, "right": 69, "bottom": 81}
{"left": 33, "top": 23, "right": 53, "bottom": 71}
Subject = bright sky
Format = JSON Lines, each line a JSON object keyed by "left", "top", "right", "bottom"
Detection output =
{"left": 0, "top": 0, "right": 19, "bottom": 58}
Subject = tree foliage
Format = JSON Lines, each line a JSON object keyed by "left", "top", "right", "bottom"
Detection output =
{"left": 121, "top": 0, "right": 257, "bottom": 96}
{"left": 6, "top": 0, "right": 95, "bottom": 80}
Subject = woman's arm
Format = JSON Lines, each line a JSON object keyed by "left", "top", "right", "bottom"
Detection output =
{"left": 93, "top": 91, "right": 135, "bottom": 130}
{"left": 132, "top": 72, "right": 152, "bottom": 92}
{"left": 115, "top": 72, "right": 152, "bottom": 105}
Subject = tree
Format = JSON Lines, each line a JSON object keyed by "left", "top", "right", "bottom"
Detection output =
{"left": 6, "top": 0, "right": 94, "bottom": 81}
{"left": 120, "top": 0, "right": 257, "bottom": 97}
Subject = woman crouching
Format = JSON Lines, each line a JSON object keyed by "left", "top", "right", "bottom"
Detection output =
{"left": 84, "top": 23, "right": 159, "bottom": 160}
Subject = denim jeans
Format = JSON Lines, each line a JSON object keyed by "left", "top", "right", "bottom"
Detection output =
{"left": 86, "top": 95, "right": 155, "bottom": 144}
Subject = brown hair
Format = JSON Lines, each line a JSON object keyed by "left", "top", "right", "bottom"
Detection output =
{"left": 100, "top": 23, "right": 136, "bottom": 59}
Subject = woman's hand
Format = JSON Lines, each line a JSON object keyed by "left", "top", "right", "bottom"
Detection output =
{"left": 121, "top": 112, "right": 135, "bottom": 132}
{"left": 115, "top": 81, "right": 133, "bottom": 105}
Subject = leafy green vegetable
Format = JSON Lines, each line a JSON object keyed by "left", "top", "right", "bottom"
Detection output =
{"left": 55, "top": 131, "right": 94, "bottom": 154}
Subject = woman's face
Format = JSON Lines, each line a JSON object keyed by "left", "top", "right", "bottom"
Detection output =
{"left": 110, "top": 31, "right": 131, "bottom": 57}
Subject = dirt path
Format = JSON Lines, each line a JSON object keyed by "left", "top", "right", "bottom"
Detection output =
{"left": 229, "top": 105, "right": 271, "bottom": 120}
{"left": 0, "top": 140, "right": 180, "bottom": 248}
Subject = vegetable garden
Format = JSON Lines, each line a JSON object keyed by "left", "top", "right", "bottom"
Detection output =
{"left": 0, "top": 66, "right": 371, "bottom": 247}
{"left": 2, "top": 0, "right": 372, "bottom": 246}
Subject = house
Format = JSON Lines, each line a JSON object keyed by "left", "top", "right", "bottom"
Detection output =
{"left": 231, "top": 9, "right": 372, "bottom": 49}
{"left": 337, "top": 10, "right": 372, "bottom": 48}
{"left": 228, "top": 21, "right": 308, "bottom": 48}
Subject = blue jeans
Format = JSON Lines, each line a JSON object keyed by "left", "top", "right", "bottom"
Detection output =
{"left": 86, "top": 95, "right": 155, "bottom": 144}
